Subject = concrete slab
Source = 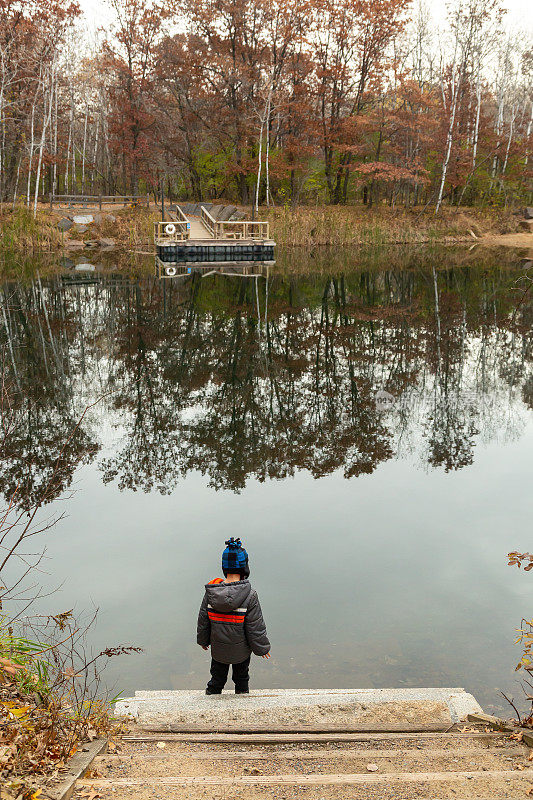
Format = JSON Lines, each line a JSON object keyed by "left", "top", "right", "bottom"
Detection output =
{"left": 114, "top": 688, "right": 481, "bottom": 727}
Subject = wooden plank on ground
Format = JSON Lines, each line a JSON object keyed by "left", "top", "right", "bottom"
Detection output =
{"left": 44, "top": 739, "right": 107, "bottom": 800}
{"left": 522, "top": 730, "right": 533, "bottom": 748}
{"left": 141, "top": 723, "right": 451, "bottom": 734}
{"left": 122, "top": 731, "right": 500, "bottom": 745}
{"left": 77, "top": 768, "right": 533, "bottom": 787}
{"left": 467, "top": 712, "right": 513, "bottom": 731}
{"left": 96, "top": 746, "right": 524, "bottom": 762}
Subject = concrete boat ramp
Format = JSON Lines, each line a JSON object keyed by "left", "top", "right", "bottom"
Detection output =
{"left": 72, "top": 689, "right": 533, "bottom": 799}
{"left": 115, "top": 687, "right": 482, "bottom": 728}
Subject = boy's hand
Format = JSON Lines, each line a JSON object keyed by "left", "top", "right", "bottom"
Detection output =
{"left": 262, "top": 653, "right": 271, "bottom": 659}
{"left": 201, "top": 646, "right": 209, "bottom": 651}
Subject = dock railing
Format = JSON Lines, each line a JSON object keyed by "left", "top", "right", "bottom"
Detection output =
{"left": 200, "top": 205, "right": 217, "bottom": 237}
{"left": 50, "top": 194, "right": 150, "bottom": 209}
{"left": 201, "top": 205, "right": 269, "bottom": 240}
{"left": 154, "top": 206, "right": 191, "bottom": 242}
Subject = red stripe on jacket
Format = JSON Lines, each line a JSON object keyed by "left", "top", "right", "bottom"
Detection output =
{"left": 208, "top": 611, "right": 245, "bottom": 624}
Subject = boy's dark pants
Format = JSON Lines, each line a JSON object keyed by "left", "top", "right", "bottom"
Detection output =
{"left": 207, "top": 656, "right": 250, "bottom": 693}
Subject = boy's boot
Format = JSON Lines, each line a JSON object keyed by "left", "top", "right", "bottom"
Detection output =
{"left": 205, "top": 688, "right": 222, "bottom": 695}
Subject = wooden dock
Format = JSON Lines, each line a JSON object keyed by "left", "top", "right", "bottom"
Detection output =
{"left": 155, "top": 204, "right": 275, "bottom": 272}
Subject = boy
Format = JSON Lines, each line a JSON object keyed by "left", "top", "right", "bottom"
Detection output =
{"left": 197, "top": 537, "right": 270, "bottom": 694}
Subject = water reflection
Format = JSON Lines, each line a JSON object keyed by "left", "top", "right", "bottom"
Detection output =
{"left": 1, "top": 257, "right": 531, "bottom": 507}
{"left": 155, "top": 257, "right": 272, "bottom": 279}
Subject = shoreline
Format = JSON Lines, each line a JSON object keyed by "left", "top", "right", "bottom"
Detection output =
{"left": 1, "top": 204, "right": 531, "bottom": 257}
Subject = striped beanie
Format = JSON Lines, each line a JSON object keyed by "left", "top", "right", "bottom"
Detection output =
{"left": 222, "top": 538, "right": 249, "bottom": 578}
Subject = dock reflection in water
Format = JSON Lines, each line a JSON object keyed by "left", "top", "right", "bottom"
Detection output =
{"left": 155, "top": 256, "right": 273, "bottom": 279}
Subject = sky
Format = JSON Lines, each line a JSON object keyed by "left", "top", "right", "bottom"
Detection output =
{"left": 77, "top": 0, "right": 533, "bottom": 33}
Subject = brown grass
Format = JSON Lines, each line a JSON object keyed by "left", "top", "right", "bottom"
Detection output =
{"left": 0, "top": 202, "right": 526, "bottom": 256}
{"left": 0, "top": 206, "right": 63, "bottom": 251}
{"left": 264, "top": 204, "right": 522, "bottom": 246}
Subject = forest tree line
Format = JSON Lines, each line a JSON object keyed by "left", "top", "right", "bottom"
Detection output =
{"left": 0, "top": 0, "right": 532, "bottom": 212}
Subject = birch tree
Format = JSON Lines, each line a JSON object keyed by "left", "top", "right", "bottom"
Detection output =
{"left": 435, "top": 0, "right": 503, "bottom": 213}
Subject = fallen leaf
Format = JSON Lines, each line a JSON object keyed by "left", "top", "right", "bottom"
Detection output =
{"left": 85, "top": 769, "right": 102, "bottom": 779}
{"left": 366, "top": 763, "right": 379, "bottom": 772}
{"left": 515, "top": 763, "right": 525, "bottom": 771}
{"left": 0, "top": 657, "right": 26, "bottom": 675}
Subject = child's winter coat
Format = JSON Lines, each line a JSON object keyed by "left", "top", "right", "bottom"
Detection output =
{"left": 197, "top": 578, "right": 270, "bottom": 664}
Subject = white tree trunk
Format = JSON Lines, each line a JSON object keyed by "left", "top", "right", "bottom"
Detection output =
{"left": 91, "top": 116, "right": 100, "bottom": 193}
{"left": 26, "top": 98, "right": 37, "bottom": 207}
{"left": 81, "top": 104, "right": 88, "bottom": 193}
{"left": 33, "top": 65, "right": 55, "bottom": 217}
{"left": 265, "top": 93, "right": 272, "bottom": 206}
{"left": 12, "top": 156, "right": 21, "bottom": 208}
{"left": 492, "top": 93, "right": 504, "bottom": 178}
{"left": 472, "top": 81, "right": 481, "bottom": 168}
{"left": 524, "top": 100, "right": 533, "bottom": 167}
{"left": 52, "top": 81, "right": 58, "bottom": 195}
{"left": 255, "top": 115, "right": 264, "bottom": 213}
{"left": 436, "top": 80, "right": 459, "bottom": 214}
{"left": 502, "top": 104, "right": 516, "bottom": 176}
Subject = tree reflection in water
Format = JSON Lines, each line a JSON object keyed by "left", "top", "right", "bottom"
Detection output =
{"left": 1, "top": 257, "right": 531, "bottom": 505}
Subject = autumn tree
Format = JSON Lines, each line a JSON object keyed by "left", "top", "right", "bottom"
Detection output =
{"left": 0, "top": 0, "right": 80, "bottom": 207}
{"left": 1, "top": 0, "right": 531, "bottom": 210}
{"left": 101, "top": 0, "right": 166, "bottom": 194}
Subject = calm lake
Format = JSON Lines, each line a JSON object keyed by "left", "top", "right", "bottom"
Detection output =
{"left": 1, "top": 246, "right": 532, "bottom": 713}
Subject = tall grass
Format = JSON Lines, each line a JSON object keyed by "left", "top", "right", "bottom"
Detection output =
{"left": 265, "top": 205, "right": 486, "bottom": 246}
{"left": 0, "top": 206, "right": 62, "bottom": 251}
{"left": 0, "top": 623, "right": 51, "bottom": 693}
{"left": 98, "top": 207, "right": 159, "bottom": 247}
{"left": 0, "top": 206, "right": 158, "bottom": 258}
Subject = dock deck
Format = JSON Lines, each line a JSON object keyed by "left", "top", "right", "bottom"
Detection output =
{"left": 187, "top": 215, "right": 212, "bottom": 239}
{"left": 154, "top": 204, "right": 275, "bottom": 271}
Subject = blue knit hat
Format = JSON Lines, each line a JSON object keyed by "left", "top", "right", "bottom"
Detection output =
{"left": 222, "top": 537, "right": 249, "bottom": 578}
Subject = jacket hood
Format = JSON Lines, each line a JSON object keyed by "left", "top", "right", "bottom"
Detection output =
{"left": 205, "top": 580, "right": 252, "bottom": 613}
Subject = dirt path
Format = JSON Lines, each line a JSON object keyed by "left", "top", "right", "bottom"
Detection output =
{"left": 481, "top": 232, "right": 533, "bottom": 252}
{"left": 73, "top": 725, "right": 533, "bottom": 799}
